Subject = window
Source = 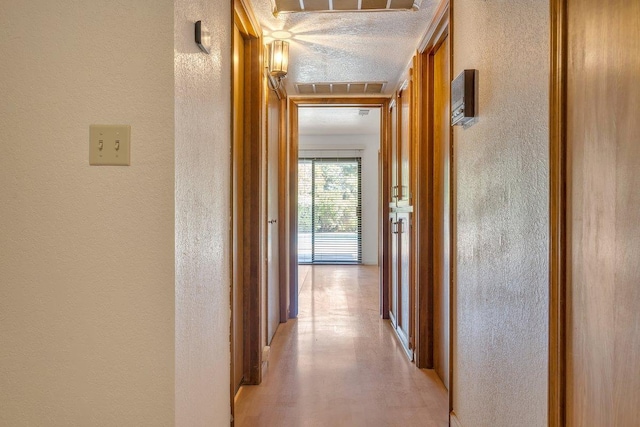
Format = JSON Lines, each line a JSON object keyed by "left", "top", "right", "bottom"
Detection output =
{"left": 298, "top": 158, "right": 362, "bottom": 264}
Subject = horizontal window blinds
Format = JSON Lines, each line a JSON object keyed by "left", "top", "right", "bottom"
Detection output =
{"left": 298, "top": 158, "right": 362, "bottom": 264}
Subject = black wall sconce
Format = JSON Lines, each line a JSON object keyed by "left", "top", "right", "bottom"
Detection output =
{"left": 195, "top": 21, "right": 211, "bottom": 54}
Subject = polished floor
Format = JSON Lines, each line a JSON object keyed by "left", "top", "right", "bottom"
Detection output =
{"left": 235, "top": 265, "right": 448, "bottom": 427}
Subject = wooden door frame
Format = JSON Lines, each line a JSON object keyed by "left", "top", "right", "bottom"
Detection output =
{"left": 413, "top": 1, "right": 450, "bottom": 371}
{"left": 288, "top": 97, "right": 390, "bottom": 319}
{"left": 232, "top": 0, "right": 264, "bottom": 401}
{"left": 278, "top": 96, "right": 290, "bottom": 322}
{"left": 549, "top": 0, "right": 567, "bottom": 425}
{"left": 381, "top": 97, "right": 393, "bottom": 319}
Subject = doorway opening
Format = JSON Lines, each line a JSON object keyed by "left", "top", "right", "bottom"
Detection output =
{"left": 288, "top": 101, "right": 387, "bottom": 318}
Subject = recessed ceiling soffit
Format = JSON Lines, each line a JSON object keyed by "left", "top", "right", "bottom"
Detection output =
{"left": 273, "top": 0, "right": 423, "bottom": 14}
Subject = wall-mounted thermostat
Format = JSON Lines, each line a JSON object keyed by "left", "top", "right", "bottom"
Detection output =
{"left": 451, "top": 69, "right": 478, "bottom": 126}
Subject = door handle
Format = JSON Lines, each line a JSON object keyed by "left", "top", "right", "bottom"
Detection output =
{"left": 401, "top": 185, "right": 409, "bottom": 200}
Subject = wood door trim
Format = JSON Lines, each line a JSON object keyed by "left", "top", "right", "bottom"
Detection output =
{"left": 549, "top": 0, "right": 567, "bottom": 425}
{"left": 288, "top": 97, "right": 390, "bottom": 320}
{"left": 418, "top": 0, "right": 450, "bottom": 54}
{"left": 380, "top": 97, "right": 391, "bottom": 319}
{"left": 415, "top": 51, "right": 432, "bottom": 370}
{"left": 287, "top": 99, "right": 299, "bottom": 318}
{"left": 288, "top": 97, "right": 390, "bottom": 106}
{"left": 233, "top": 0, "right": 264, "bottom": 391}
{"left": 278, "top": 97, "right": 289, "bottom": 322}
{"left": 414, "top": 2, "right": 450, "bottom": 371}
{"left": 448, "top": 0, "right": 455, "bottom": 414}
{"left": 231, "top": 22, "right": 243, "bottom": 427}
{"left": 234, "top": 0, "right": 260, "bottom": 37}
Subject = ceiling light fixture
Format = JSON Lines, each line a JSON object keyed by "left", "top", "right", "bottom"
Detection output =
{"left": 267, "top": 40, "right": 289, "bottom": 91}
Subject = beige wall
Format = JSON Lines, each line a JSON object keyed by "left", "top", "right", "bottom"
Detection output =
{"left": 174, "top": 0, "right": 231, "bottom": 425}
{"left": 0, "top": 1, "right": 231, "bottom": 425}
{"left": 452, "top": 1, "right": 549, "bottom": 426}
{"left": 0, "top": 0, "right": 175, "bottom": 424}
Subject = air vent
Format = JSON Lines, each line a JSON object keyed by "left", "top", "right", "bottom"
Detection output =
{"left": 295, "top": 82, "right": 386, "bottom": 95}
{"left": 273, "top": 0, "right": 422, "bottom": 13}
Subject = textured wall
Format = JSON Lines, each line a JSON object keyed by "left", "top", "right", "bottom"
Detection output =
{"left": 452, "top": 1, "right": 549, "bottom": 425}
{"left": 300, "top": 134, "right": 380, "bottom": 265}
{"left": 174, "top": 0, "right": 231, "bottom": 426}
{"left": 0, "top": 1, "right": 175, "bottom": 425}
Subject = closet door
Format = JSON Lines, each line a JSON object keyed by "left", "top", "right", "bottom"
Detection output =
{"left": 390, "top": 97, "right": 399, "bottom": 207}
{"left": 389, "top": 213, "right": 399, "bottom": 329}
{"left": 266, "top": 90, "right": 280, "bottom": 345}
{"left": 396, "top": 211, "right": 413, "bottom": 358}
{"left": 398, "top": 75, "right": 412, "bottom": 205}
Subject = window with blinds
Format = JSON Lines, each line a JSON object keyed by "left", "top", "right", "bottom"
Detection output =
{"left": 298, "top": 158, "right": 362, "bottom": 264}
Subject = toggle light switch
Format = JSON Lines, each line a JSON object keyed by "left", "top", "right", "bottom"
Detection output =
{"left": 89, "top": 125, "right": 130, "bottom": 166}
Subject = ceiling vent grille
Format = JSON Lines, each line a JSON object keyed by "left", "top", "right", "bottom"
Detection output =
{"left": 295, "top": 82, "right": 386, "bottom": 95}
{"left": 273, "top": 0, "right": 422, "bottom": 13}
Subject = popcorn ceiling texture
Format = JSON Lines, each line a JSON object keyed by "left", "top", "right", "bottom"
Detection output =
{"left": 250, "top": 0, "right": 439, "bottom": 94}
{"left": 0, "top": 1, "right": 175, "bottom": 424}
{"left": 452, "top": 1, "right": 550, "bottom": 426}
{"left": 174, "top": 0, "right": 231, "bottom": 425}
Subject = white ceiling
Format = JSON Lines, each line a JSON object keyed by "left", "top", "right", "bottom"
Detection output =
{"left": 298, "top": 107, "right": 381, "bottom": 135}
{"left": 249, "top": 0, "right": 439, "bottom": 96}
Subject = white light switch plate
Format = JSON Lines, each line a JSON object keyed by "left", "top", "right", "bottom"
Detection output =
{"left": 89, "top": 124, "right": 131, "bottom": 166}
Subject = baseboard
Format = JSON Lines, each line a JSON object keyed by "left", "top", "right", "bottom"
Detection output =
{"left": 450, "top": 411, "right": 463, "bottom": 427}
{"left": 233, "top": 385, "right": 244, "bottom": 404}
{"left": 262, "top": 345, "right": 271, "bottom": 362}
{"left": 261, "top": 346, "right": 271, "bottom": 378}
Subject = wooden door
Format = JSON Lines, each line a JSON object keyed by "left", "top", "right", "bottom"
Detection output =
{"left": 389, "top": 209, "right": 413, "bottom": 361}
{"left": 432, "top": 34, "right": 450, "bottom": 389}
{"left": 231, "top": 24, "right": 245, "bottom": 395}
{"left": 558, "top": 1, "right": 640, "bottom": 425}
{"left": 266, "top": 90, "right": 280, "bottom": 344}
{"left": 389, "top": 213, "right": 399, "bottom": 329}
{"left": 399, "top": 78, "right": 412, "bottom": 205}
{"left": 390, "top": 97, "right": 399, "bottom": 206}
{"left": 396, "top": 211, "right": 413, "bottom": 358}
{"left": 389, "top": 208, "right": 413, "bottom": 358}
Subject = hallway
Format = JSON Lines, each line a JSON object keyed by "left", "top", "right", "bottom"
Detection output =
{"left": 235, "top": 265, "right": 448, "bottom": 427}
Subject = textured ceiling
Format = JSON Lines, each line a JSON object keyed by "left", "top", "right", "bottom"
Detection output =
{"left": 250, "top": 0, "right": 439, "bottom": 96}
{"left": 299, "top": 107, "right": 381, "bottom": 135}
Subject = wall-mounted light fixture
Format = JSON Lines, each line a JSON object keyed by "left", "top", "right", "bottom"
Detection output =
{"left": 267, "top": 40, "right": 289, "bottom": 91}
{"left": 195, "top": 21, "right": 211, "bottom": 54}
